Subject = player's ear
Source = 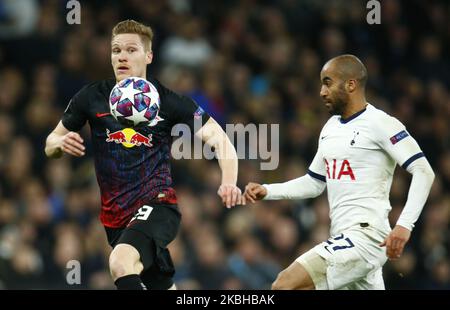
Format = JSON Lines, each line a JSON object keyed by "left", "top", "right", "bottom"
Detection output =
{"left": 347, "top": 79, "right": 357, "bottom": 92}
{"left": 146, "top": 50, "right": 153, "bottom": 65}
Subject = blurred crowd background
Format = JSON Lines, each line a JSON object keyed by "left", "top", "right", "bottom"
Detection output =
{"left": 0, "top": 0, "right": 448, "bottom": 289}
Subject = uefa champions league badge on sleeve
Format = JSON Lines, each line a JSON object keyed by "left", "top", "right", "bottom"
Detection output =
{"left": 389, "top": 130, "right": 409, "bottom": 145}
{"left": 193, "top": 106, "right": 205, "bottom": 120}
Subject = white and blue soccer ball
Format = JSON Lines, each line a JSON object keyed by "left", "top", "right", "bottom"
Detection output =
{"left": 109, "top": 77, "right": 161, "bottom": 127}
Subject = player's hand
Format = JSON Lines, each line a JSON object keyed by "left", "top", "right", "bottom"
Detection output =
{"left": 379, "top": 225, "right": 411, "bottom": 260}
{"left": 60, "top": 132, "right": 85, "bottom": 157}
{"left": 217, "top": 184, "right": 243, "bottom": 208}
{"left": 243, "top": 182, "right": 267, "bottom": 203}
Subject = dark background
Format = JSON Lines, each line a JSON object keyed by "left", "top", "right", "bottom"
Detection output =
{"left": 0, "top": 0, "right": 448, "bottom": 289}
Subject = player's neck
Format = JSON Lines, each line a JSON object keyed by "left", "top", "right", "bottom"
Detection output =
{"left": 342, "top": 98, "right": 368, "bottom": 119}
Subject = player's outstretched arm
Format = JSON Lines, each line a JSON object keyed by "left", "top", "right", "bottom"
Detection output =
{"left": 45, "top": 121, "right": 85, "bottom": 158}
{"left": 244, "top": 174, "right": 326, "bottom": 205}
{"left": 195, "top": 118, "right": 242, "bottom": 208}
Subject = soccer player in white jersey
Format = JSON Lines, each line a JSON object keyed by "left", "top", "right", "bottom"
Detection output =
{"left": 243, "top": 54, "right": 435, "bottom": 290}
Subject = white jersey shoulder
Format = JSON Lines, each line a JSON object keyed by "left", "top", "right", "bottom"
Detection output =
{"left": 365, "top": 104, "right": 406, "bottom": 142}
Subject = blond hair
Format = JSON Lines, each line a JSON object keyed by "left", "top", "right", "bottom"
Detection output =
{"left": 112, "top": 19, "right": 154, "bottom": 50}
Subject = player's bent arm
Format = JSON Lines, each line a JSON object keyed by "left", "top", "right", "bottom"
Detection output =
{"left": 373, "top": 113, "right": 435, "bottom": 231}
{"left": 396, "top": 157, "right": 435, "bottom": 231}
{"left": 45, "top": 121, "right": 69, "bottom": 158}
{"left": 262, "top": 174, "right": 326, "bottom": 200}
{"left": 195, "top": 118, "right": 238, "bottom": 185}
{"left": 45, "top": 121, "right": 85, "bottom": 158}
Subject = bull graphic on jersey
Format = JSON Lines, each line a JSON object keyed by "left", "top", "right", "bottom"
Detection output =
{"left": 106, "top": 128, "right": 153, "bottom": 148}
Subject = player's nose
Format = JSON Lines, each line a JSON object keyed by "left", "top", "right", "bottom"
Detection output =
{"left": 320, "top": 85, "right": 329, "bottom": 98}
{"left": 117, "top": 51, "right": 128, "bottom": 62}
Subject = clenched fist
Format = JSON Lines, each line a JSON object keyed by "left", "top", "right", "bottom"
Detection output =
{"left": 243, "top": 182, "right": 267, "bottom": 203}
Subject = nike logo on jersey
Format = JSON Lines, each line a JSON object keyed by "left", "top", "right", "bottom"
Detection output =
{"left": 96, "top": 112, "right": 111, "bottom": 118}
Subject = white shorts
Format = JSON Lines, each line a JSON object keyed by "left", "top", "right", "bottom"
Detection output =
{"left": 296, "top": 225, "right": 388, "bottom": 290}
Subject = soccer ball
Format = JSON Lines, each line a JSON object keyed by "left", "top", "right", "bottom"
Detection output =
{"left": 109, "top": 77, "right": 161, "bottom": 127}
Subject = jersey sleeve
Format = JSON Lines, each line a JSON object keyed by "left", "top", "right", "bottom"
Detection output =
{"left": 164, "top": 88, "right": 211, "bottom": 133}
{"left": 375, "top": 114, "right": 424, "bottom": 169}
{"left": 61, "top": 86, "right": 89, "bottom": 132}
{"left": 307, "top": 137, "right": 327, "bottom": 182}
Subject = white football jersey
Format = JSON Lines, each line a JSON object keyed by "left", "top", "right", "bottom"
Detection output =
{"left": 308, "top": 104, "right": 424, "bottom": 236}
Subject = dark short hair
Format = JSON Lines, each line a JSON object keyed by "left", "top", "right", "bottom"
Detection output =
{"left": 330, "top": 54, "right": 368, "bottom": 88}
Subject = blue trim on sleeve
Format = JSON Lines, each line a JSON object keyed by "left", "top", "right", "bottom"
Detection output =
{"left": 401, "top": 152, "right": 425, "bottom": 169}
{"left": 307, "top": 169, "right": 326, "bottom": 182}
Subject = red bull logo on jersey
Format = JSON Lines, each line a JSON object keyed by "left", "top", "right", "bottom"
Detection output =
{"left": 106, "top": 128, "right": 153, "bottom": 148}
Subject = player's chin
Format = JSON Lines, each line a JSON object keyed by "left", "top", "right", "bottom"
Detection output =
{"left": 115, "top": 72, "right": 132, "bottom": 82}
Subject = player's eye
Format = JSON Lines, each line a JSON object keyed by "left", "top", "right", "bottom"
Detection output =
{"left": 128, "top": 48, "right": 136, "bottom": 53}
{"left": 112, "top": 48, "right": 120, "bottom": 54}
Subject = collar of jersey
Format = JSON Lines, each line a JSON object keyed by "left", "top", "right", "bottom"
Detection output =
{"left": 339, "top": 106, "right": 368, "bottom": 124}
